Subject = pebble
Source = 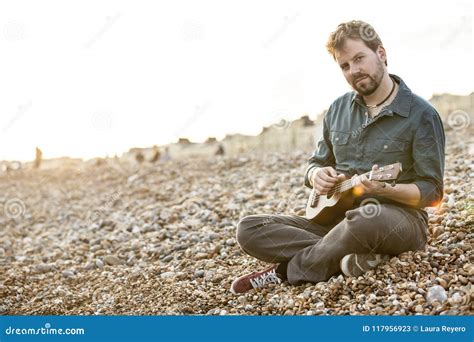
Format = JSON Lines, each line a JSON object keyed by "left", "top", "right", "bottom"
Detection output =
{"left": 435, "top": 277, "right": 448, "bottom": 289}
{"left": 432, "top": 227, "right": 444, "bottom": 238}
{"left": 103, "top": 255, "right": 122, "bottom": 266}
{"left": 194, "top": 270, "right": 205, "bottom": 278}
{"left": 225, "top": 238, "right": 236, "bottom": 246}
{"left": 163, "top": 255, "right": 173, "bottom": 262}
{"left": 61, "top": 270, "right": 75, "bottom": 278}
{"left": 463, "top": 263, "right": 474, "bottom": 276}
{"left": 160, "top": 271, "right": 175, "bottom": 279}
{"left": 449, "top": 292, "right": 464, "bottom": 305}
{"left": 36, "top": 263, "right": 55, "bottom": 273}
{"left": 315, "top": 302, "right": 325, "bottom": 310}
{"left": 426, "top": 285, "right": 447, "bottom": 303}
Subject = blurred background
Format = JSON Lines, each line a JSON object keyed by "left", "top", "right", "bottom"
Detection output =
{"left": 0, "top": 0, "right": 472, "bottom": 163}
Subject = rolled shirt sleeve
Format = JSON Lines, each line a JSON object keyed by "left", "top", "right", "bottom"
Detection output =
{"left": 412, "top": 107, "right": 445, "bottom": 207}
{"left": 304, "top": 111, "right": 336, "bottom": 188}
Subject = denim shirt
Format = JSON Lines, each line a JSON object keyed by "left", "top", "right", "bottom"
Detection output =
{"left": 304, "top": 74, "right": 445, "bottom": 222}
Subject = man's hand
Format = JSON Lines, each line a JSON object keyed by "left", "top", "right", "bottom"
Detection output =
{"left": 352, "top": 164, "right": 422, "bottom": 206}
{"left": 310, "top": 166, "right": 346, "bottom": 195}
{"left": 352, "top": 164, "right": 386, "bottom": 195}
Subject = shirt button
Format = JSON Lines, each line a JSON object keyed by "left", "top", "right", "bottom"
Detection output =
{"left": 384, "top": 145, "right": 388, "bottom": 149}
{"left": 335, "top": 137, "right": 339, "bottom": 141}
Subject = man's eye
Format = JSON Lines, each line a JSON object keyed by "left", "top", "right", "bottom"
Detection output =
{"left": 355, "top": 56, "right": 363, "bottom": 62}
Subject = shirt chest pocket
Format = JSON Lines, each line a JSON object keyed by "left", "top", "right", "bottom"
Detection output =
{"left": 368, "top": 138, "right": 409, "bottom": 167}
{"left": 330, "top": 131, "right": 351, "bottom": 163}
{"left": 371, "top": 138, "right": 406, "bottom": 153}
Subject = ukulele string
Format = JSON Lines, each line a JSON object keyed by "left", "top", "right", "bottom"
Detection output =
{"left": 328, "top": 172, "right": 370, "bottom": 193}
{"left": 313, "top": 172, "right": 372, "bottom": 200}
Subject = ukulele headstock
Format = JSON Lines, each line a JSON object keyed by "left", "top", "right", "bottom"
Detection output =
{"left": 368, "top": 162, "right": 402, "bottom": 181}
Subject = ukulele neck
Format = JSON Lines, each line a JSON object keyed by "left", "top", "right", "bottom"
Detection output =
{"left": 337, "top": 170, "right": 372, "bottom": 193}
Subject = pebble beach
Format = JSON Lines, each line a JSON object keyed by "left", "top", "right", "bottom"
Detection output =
{"left": 0, "top": 128, "right": 472, "bottom": 316}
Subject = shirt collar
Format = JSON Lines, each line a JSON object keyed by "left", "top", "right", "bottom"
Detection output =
{"left": 351, "top": 74, "right": 412, "bottom": 117}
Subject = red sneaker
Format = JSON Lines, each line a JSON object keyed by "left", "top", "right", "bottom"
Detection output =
{"left": 230, "top": 265, "right": 282, "bottom": 294}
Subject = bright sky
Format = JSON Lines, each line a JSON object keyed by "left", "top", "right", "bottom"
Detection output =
{"left": 1, "top": 0, "right": 472, "bottom": 161}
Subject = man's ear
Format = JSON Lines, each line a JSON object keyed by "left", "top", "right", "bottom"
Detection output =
{"left": 377, "top": 45, "right": 387, "bottom": 64}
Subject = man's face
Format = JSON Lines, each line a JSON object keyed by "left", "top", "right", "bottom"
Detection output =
{"left": 334, "top": 38, "right": 386, "bottom": 96}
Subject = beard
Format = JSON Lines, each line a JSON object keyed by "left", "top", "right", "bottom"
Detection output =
{"left": 350, "top": 59, "right": 385, "bottom": 96}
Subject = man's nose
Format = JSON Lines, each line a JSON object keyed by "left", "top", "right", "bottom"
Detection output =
{"left": 349, "top": 64, "right": 360, "bottom": 76}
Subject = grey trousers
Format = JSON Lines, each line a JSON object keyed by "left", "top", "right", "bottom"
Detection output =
{"left": 236, "top": 204, "right": 428, "bottom": 285}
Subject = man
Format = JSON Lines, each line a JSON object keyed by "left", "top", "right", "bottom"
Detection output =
{"left": 34, "top": 147, "right": 43, "bottom": 169}
{"left": 231, "top": 20, "right": 445, "bottom": 294}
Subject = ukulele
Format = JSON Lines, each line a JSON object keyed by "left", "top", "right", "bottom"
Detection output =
{"left": 305, "top": 162, "right": 402, "bottom": 225}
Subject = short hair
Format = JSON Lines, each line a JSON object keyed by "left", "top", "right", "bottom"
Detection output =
{"left": 326, "top": 20, "right": 387, "bottom": 66}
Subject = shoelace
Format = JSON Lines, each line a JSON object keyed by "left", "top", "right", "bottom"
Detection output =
{"left": 249, "top": 269, "right": 281, "bottom": 289}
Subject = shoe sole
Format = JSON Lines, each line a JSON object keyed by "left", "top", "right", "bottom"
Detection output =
{"left": 230, "top": 280, "right": 238, "bottom": 295}
{"left": 230, "top": 277, "right": 244, "bottom": 295}
{"left": 340, "top": 254, "right": 387, "bottom": 277}
{"left": 340, "top": 254, "right": 357, "bottom": 277}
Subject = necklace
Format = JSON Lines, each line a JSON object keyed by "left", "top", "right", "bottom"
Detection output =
{"left": 365, "top": 77, "right": 396, "bottom": 109}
